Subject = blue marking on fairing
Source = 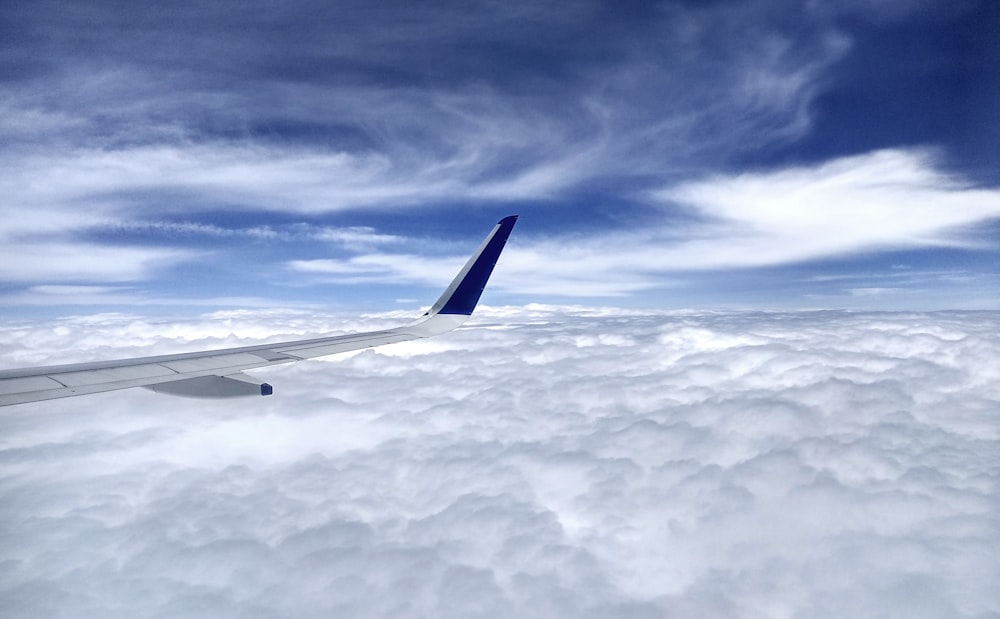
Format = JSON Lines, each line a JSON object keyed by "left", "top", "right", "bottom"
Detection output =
{"left": 261, "top": 383, "right": 273, "bottom": 396}
{"left": 438, "top": 215, "right": 518, "bottom": 315}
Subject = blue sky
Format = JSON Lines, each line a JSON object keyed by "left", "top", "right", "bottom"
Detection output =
{"left": 1, "top": 0, "right": 998, "bottom": 314}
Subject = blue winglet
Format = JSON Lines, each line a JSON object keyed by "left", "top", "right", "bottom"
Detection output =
{"left": 429, "top": 215, "right": 518, "bottom": 316}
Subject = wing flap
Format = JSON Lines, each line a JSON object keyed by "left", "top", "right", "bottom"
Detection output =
{"left": 159, "top": 352, "right": 276, "bottom": 373}
{"left": 0, "top": 375, "right": 67, "bottom": 396}
{"left": 53, "top": 364, "right": 177, "bottom": 387}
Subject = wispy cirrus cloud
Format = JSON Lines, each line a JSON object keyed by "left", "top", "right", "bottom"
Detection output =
{"left": 0, "top": 242, "right": 198, "bottom": 283}
{"left": 0, "top": 284, "right": 317, "bottom": 310}
{"left": 104, "top": 219, "right": 403, "bottom": 249}
{"left": 1, "top": 0, "right": 848, "bottom": 216}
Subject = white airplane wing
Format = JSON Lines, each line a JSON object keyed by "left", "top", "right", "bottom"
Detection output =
{"left": 0, "top": 216, "right": 518, "bottom": 407}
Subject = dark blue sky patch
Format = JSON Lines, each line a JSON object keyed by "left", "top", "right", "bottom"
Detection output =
{"left": 785, "top": 1, "right": 1000, "bottom": 179}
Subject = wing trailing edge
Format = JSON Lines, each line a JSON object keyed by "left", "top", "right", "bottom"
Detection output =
{"left": 0, "top": 216, "right": 518, "bottom": 406}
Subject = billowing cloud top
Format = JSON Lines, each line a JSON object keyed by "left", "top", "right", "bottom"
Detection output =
{"left": 1, "top": 307, "right": 998, "bottom": 616}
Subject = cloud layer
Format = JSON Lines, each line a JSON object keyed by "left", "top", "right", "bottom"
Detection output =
{"left": 2, "top": 306, "right": 997, "bottom": 617}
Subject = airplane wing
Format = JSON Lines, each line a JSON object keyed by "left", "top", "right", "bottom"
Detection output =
{"left": 0, "top": 215, "right": 518, "bottom": 407}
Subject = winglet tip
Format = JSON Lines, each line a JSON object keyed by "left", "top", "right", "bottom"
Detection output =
{"left": 428, "top": 215, "right": 518, "bottom": 317}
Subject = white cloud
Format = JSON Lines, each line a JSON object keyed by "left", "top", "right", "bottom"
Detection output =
{"left": 655, "top": 149, "right": 1000, "bottom": 268}
{"left": 0, "top": 242, "right": 198, "bottom": 283}
{"left": 288, "top": 253, "right": 489, "bottom": 288}
{"left": 1, "top": 306, "right": 997, "bottom": 617}
{"left": 0, "top": 285, "right": 320, "bottom": 309}
{"left": 105, "top": 220, "right": 402, "bottom": 249}
{"left": 848, "top": 286, "right": 905, "bottom": 296}
{"left": 2, "top": 145, "right": 419, "bottom": 214}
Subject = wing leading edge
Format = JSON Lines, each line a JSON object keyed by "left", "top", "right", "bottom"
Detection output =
{"left": 0, "top": 216, "right": 518, "bottom": 407}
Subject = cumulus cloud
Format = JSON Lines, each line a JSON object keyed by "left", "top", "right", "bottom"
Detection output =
{"left": 1, "top": 306, "right": 997, "bottom": 617}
